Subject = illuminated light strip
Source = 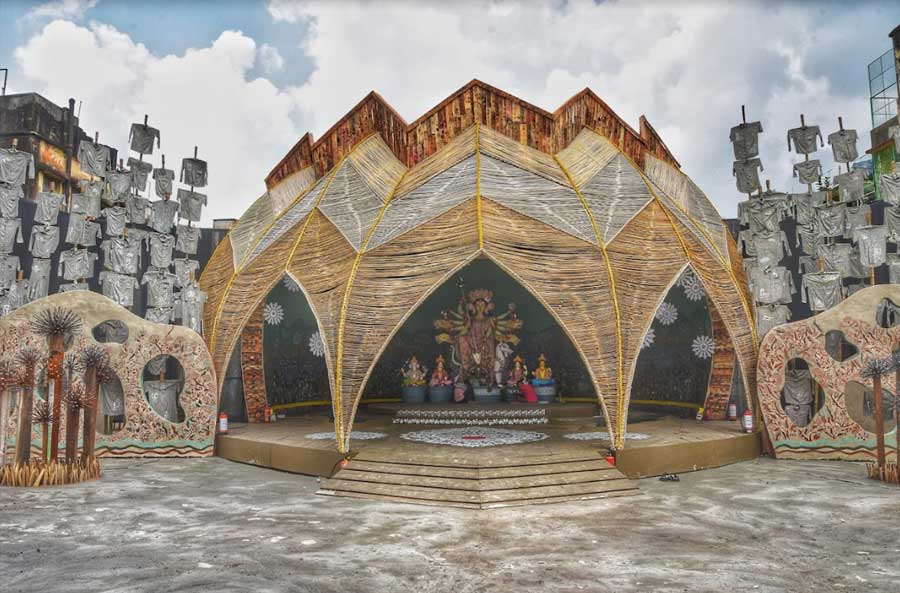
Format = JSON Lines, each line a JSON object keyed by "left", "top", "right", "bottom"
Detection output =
{"left": 475, "top": 123, "right": 484, "bottom": 249}
{"left": 208, "top": 133, "right": 378, "bottom": 354}
{"left": 552, "top": 153, "right": 625, "bottom": 449}
{"left": 333, "top": 166, "right": 410, "bottom": 453}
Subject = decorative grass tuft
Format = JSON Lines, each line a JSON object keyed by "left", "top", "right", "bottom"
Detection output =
{"left": 0, "top": 459, "right": 101, "bottom": 487}
{"left": 30, "top": 307, "right": 83, "bottom": 340}
{"left": 861, "top": 357, "right": 893, "bottom": 379}
{"left": 32, "top": 400, "right": 53, "bottom": 426}
{"left": 64, "top": 385, "right": 95, "bottom": 411}
{"left": 77, "top": 346, "right": 110, "bottom": 372}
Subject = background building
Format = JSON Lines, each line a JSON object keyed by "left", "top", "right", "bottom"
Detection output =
{"left": 867, "top": 26, "right": 900, "bottom": 200}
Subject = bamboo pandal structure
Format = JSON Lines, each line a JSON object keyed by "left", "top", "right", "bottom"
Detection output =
{"left": 201, "top": 82, "right": 758, "bottom": 453}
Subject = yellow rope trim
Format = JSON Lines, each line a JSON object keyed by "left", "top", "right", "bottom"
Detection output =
{"left": 553, "top": 153, "right": 625, "bottom": 446}
{"left": 333, "top": 166, "right": 410, "bottom": 452}
{"left": 285, "top": 158, "right": 346, "bottom": 269}
{"left": 475, "top": 123, "right": 484, "bottom": 249}
{"left": 209, "top": 133, "right": 377, "bottom": 353}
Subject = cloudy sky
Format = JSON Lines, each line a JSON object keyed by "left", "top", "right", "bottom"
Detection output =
{"left": 1, "top": 0, "right": 898, "bottom": 224}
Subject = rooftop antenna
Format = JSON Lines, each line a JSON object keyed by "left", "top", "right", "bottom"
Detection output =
{"left": 0, "top": 68, "right": 7, "bottom": 96}
{"left": 741, "top": 105, "right": 746, "bottom": 125}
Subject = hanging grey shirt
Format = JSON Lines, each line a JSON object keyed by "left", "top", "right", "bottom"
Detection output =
{"left": 750, "top": 265, "right": 794, "bottom": 305}
{"left": 1, "top": 279, "right": 29, "bottom": 315}
{"left": 847, "top": 247, "right": 868, "bottom": 279}
{"left": 814, "top": 203, "right": 846, "bottom": 237}
{"left": 129, "top": 124, "right": 161, "bottom": 155}
{"left": 149, "top": 200, "right": 179, "bottom": 234}
{"left": 99, "top": 271, "right": 139, "bottom": 307}
{"left": 71, "top": 191, "right": 101, "bottom": 219}
{"left": 27, "top": 257, "right": 51, "bottom": 301}
{"left": 34, "top": 192, "right": 65, "bottom": 225}
{"left": 816, "top": 243, "right": 853, "bottom": 277}
{"left": 179, "top": 281, "right": 207, "bottom": 335}
{"left": 29, "top": 224, "right": 59, "bottom": 259}
{"left": 143, "top": 379, "right": 181, "bottom": 422}
{"left": 852, "top": 225, "right": 888, "bottom": 268}
{"left": 126, "top": 227, "right": 151, "bottom": 248}
{"left": 0, "top": 254, "right": 20, "bottom": 288}
{"left": 746, "top": 201, "right": 782, "bottom": 233}
{"left": 77, "top": 178, "right": 105, "bottom": 203}
{"left": 180, "top": 157, "right": 208, "bottom": 188}
{"left": 173, "top": 258, "right": 199, "bottom": 287}
{"left": 798, "top": 255, "right": 817, "bottom": 274}
{"left": 100, "top": 379, "right": 125, "bottom": 417}
{"left": 791, "top": 191, "right": 826, "bottom": 226}
{"left": 733, "top": 158, "right": 764, "bottom": 194}
{"left": 792, "top": 160, "right": 822, "bottom": 185}
{"left": 100, "top": 236, "right": 142, "bottom": 274}
{"left": 0, "top": 149, "right": 35, "bottom": 187}
{"left": 142, "top": 269, "right": 177, "bottom": 307}
{"left": 145, "top": 307, "right": 175, "bottom": 324}
{"left": 835, "top": 170, "right": 865, "bottom": 203}
{"left": 101, "top": 206, "right": 128, "bottom": 237}
{"left": 0, "top": 217, "right": 24, "bottom": 253}
{"left": 127, "top": 158, "right": 154, "bottom": 192}
{"left": 76, "top": 141, "right": 110, "bottom": 178}
{"left": 751, "top": 230, "right": 791, "bottom": 264}
{"left": 881, "top": 172, "right": 900, "bottom": 206}
{"left": 125, "top": 195, "right": 149, "bottom": 225}
{"left": 729, "top": 121, "right": 763, "bottom": 160}
{"left": 175, "top": 224, "right": 199, "bottom": 255}
{"left": 757, "top": 303, "right": 791, "bottom": 338}
{"left": 107, "top": 171, "right": 133, "bottom": 203}
{"left": 149, "top": 232, "right": 175, "bottom": 269}
{"left": 844, "top": 203, "right": 871, "bottom": 240}
{"left": 828, "top": 129, "right": 859, "bottom": 163}
{"left": 176, "top": 189, "right": 207, "bottom": 222}
{"left": 59, "top": 248, "right": 98, "bottom": 281}
{"left": 153, "top": 168, "right": 175, "bottom": 199}
{"left": 0, "top": 184, "right": 19, "bottom": 218}
{"left": 783, "top": 369, "right": 814, "bottom": 405}
{"left": 801, "top": 272, "right": 843, "bottom": 311}
{"left": 787, "top": 125, "right": 823, "bottom": 155}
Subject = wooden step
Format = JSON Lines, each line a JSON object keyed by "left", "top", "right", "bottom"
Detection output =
{"left": 480, "top": 478, "right": 636, "bottom": 503}
{"left": 329, "top": 468, "right": 620, "bottom": 492}
{"left": 321, "top": 478, "right": 482, "bottom": 504}
{"left": 345, "top": 459, "right": 614, "bottom": 480}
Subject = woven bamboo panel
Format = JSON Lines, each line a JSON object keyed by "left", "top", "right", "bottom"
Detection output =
{"left": 479, "top": 125, "right": 569, "bottom": 186}
{"left": 725, "top": 231, "right": 753, "bottom": 308}
{"left": 480, "top": 199, "right": 618, "bottom": 441}
{"left": 318, "top": 161, "right": 386, "bottom": 251}
{"left": 369, "top": 155, "right": 477, "bottom": 250}
{"left": 337, "top": 201, "right": 480, "bottom": 449}
{"left": 245, "top": 176, "right": 327, "bottom": 265}
{"left": 555, "top": 129, "right": 620, "bottom": 189}
{"left": 269, "top": 166, "right": 317, "bottom": 214}
{"left": 286, "top": 210, "right": 359, "bottom": 396}
{"left": 347, "top": 135, "right": 407, "bottom": 202}
{"left": 667, "top": 215, "right": 757, "bottom": 404}
{"left": 581, "top": 154, "right": 655, "bottom": 246}
{"left": 266, "top": 132, "right": 314, "bottom": 189}
{"left": 704, "top": 303, "right": 736, "bottom": 420}
{"left": 241, "top": 301, "right": 267, "bottom": 422}
{"left": 607, "top": 200, "right": 690, "bottom": 427}
{"left": 479, "top": 154, "right": 595, "bottom": 244}
{"left": 643, "top": 154, "right": 693, "bottom": 211}
{"left": 199, "top": 236, "right": 234, "bottom": 349}
{"left": 551, "top": 91, "right": 647, "bottom": 167}
{"left": 227, "top": 192, "right": 275, "bottom": 268}
{"left": 395, "top": 125, "right": 477, "bottom": 198}
{"left": 211, "top": 216, "right": 308, "bottom": 383}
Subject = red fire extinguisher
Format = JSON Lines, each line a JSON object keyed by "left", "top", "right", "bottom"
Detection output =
{"left": 727, "top": 402, "right": 738, "bottom": 421}
{"left": 742, "top": 409, "right": 754, "bottom": 433}
{"left": 218, "top": 413, "right": 228, "bottom": 434}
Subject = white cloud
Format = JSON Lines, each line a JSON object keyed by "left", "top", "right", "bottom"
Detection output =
{"left": 271, "top": 0, "right": 896, "bottom": 218}
{"left": 14, "top": 20, "right": 302, "bottom": 224}
{"left": 258, "top": 43, "right": 285, "bottom": 74}
{"left": 24, "top": 0, "right": 97, "bottom": 22}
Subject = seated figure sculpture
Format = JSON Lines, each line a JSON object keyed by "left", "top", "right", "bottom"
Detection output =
{"left": 429, "top": 355, "right": 452, "bottom": 387}
{"left": 532, "top": 353, "right": 554, "bottom": 386}
{"left": 507, "top": 355, "right": 537, "bottom": 403}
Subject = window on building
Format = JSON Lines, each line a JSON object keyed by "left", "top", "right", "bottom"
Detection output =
{"left": 869, "top": 49, "right": 898, "bottom": 127}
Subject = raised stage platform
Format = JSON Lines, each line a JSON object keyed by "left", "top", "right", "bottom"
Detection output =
{"left": 216, "top": 405, "right": 760, "bottom": 507}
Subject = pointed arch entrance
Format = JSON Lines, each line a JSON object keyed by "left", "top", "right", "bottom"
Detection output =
{"left": 359, "top": 257, "right": 598, "bottom": 406}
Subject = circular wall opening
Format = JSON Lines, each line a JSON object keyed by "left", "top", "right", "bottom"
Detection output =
{"left": 92, "top": 319, "right": 129, "bottom": 344}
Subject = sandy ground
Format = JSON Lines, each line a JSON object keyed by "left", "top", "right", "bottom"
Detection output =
{"left": 1, "top": 457, "right": 898, "bottom": 593}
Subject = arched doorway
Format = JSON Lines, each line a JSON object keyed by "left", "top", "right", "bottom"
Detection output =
{"left": 360, "top": 257, "right": 597, "bottom": 405}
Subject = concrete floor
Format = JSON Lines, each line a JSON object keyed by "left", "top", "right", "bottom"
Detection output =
{"left": 1, "top": 457, "right": 898, "bottom": 593}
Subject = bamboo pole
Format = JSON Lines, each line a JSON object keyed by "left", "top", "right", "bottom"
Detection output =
{"left": 80, "top": 366, "right": 98, "bottom": 464}
{"left": 874, "top": 373, "right": 886, "bottom": 471}
{"left": 48, "top": 334, "right": 65, "bottom": 460}
{"left": 14, "top": 385, "right": 34, "bottom": 464}
{"left": 0, "top": 390, "right": 8, "bottom": 464}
